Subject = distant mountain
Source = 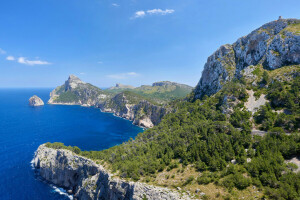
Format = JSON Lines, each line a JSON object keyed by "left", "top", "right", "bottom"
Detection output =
{"left": 106, "top": 81, "right": 193, "bottom": 104}
{"left": 108, "top": 83, "right": 136, "bottom": 90}
{"left": 48, "top": 75, "right": 111, "bottom": 106}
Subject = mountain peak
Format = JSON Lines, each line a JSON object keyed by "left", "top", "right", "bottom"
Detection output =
{"left": 66, "top": 75, "right": 84, "bottom": 90}
{"left": 194, "top": 18, "right": 300, "bottom": 99}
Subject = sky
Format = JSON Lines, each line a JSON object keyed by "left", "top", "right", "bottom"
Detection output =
{"left": 0, "top": 0, "right": 299, "bottom": 88}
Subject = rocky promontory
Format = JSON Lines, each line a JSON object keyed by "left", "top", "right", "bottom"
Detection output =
{"left": 32, "top": 144, "right": 191, "bottom": 200}
{"left": 194, "top": 18, "right": 300, "bottom": 99}
{"left": 29, "top": 95, "right": 44, "bottom": 106}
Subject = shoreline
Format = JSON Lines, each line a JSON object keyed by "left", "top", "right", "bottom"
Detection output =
{"left": 47, "top": 102, "right": 148, "bottom": 129}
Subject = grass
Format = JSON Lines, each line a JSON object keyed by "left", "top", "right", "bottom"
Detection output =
{"left": 284, "top": 22, "right": 300, "bottom": 35}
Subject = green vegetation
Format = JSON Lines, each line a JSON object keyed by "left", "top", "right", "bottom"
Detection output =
{"left": 106, "top": 83, "right": 193, "bottom": 104}
{"left": 55, "top": 91, "right": 79, "bottom": 103}
{"left": 254, "top": 76, "right": 299, "bottom": 132}
{"left": 47, "top": 71, "right": 300, "bottom": 199}
{"left": 284, "top": 21, "right": 300, "bottom": 35}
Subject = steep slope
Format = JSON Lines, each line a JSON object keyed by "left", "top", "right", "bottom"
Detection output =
{"left": 48, "top": 75, "right": 110, "bottom": 106}
{"left": 195, "top": 18, "right": 300, "bottom": 99}
{"left": 98, "top": 91, "right": 169, "bottom": 128}
{"left": 49, "top": 76, "right": 190, "bottom": 128}
{"left": 33, "top": 144, "right": 191, "bottom": 200}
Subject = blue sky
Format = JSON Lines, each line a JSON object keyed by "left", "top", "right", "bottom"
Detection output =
{"left": 0, "top": 0, "right": 299, "bottom": 88}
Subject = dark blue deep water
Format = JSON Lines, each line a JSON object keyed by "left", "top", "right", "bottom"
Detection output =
{"left": 0, "top": 89, "right": 143, "bottom": 200}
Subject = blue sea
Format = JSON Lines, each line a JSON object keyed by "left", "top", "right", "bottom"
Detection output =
{"left": 0, "top": 89, "right": 143, "bottom": 200}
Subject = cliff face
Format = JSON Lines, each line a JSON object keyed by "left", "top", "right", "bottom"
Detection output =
{"left": 195, "top": 18, "right": 300, "bottom": 99}
{"left": 98, "top": 92, "right": 168, "bottom": 128}
{"left": 48, "top": 75, "right": 110, "bottom": 106}
{"left": 48, "top": 76, "right": 177, "bottom": 128}
{"left": 33, "top": 144, "right": 191, "bottom": 200}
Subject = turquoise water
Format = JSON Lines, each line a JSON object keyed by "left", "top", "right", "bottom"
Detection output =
{"left": 0, "top": 89, "right": 143, "bottom": 200}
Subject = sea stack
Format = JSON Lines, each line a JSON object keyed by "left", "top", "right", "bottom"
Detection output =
{"left": 29, "top": 95, "right": 44, "bottom": 106}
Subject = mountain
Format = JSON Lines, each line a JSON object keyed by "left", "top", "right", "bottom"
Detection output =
{"left": 107, "top": 83, "right": 136, "bottom": 93}
{"left": 48, "top": 76, "right": 191, "bottom": 128}
{"left": 194, "top": 18, "right": 300, "bottom": 99}
{"left": 37, "top": 18, "right": 300, "bottom": 200}
{"left": 106, "top": 81, "right": 193, "bottom": 104}
{"left": 48, "top": 75, "right": 111, "bottom": 106}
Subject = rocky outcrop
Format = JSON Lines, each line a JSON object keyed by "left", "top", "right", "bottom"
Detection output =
{"left": 98, "top": 92, "right": 168, "bottom": 128}
{"left": 29, "top": 95, "right": 44, "bottom": 106}
{"left": 195, "top": 18, "right": 300, "bottom": 99}
{"left": 33, "top": 144, "right": 191, "bottom": 200}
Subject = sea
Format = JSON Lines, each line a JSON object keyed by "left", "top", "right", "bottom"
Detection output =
{"left": 0, "top": 88, "right": 143, "bottom": 200}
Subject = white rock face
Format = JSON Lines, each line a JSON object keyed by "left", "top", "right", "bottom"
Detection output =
{"left": 99, "top": 93, "right": 168, "bottom": 128}
{"left": 33, "top": 144, "right": 191, "bottom": 200}
{"left": 245, "top": 90, "right": 268, "bottom": 113}
{"left": 29, "top": 95, "right": 44, "bottom": 106}
{"left": 66, "top": 74, "right": 85, "bottom": 90}
{"left": 194, "top": 18, "right": 300, "bottom": 99}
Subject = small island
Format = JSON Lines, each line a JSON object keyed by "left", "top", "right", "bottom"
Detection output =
{"left": 29, "top": 95, "right": 44, "bottom": 106}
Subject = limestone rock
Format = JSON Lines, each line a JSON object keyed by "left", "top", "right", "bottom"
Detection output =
{"left": 29, "top": 95, "right": 44, "bottom": 106}
{"left": 195, "top": 18, "right": 300, "bottom": 99}
{"left": 33, "top": 144, "right": 192, "bottom": 200}
{"left": 98, "top": 93, "right": 168, "bottom": 128}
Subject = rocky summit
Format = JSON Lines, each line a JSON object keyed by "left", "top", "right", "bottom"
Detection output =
{"left": 28, "top": 95, "right": 44, "bottom": 106}
{"left": 194, "top": 18, "right": 300, "bottom": 99}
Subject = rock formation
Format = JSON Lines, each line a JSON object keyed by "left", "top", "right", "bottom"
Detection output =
{"left": 98, "top": 92, "right": 168, "bottom": 128}
{"left": 194, "top": 18, "right": 300, "bottom": 99}
{"left": 48, "top": 76, "right": 190, "bottom": 128}
{"left": 48, "top": 75, "right": 110, "bottom": 106}
{"left": 29, "top": 95, "right": 44, "bottom": 106}
{"left": 33, "top": 144, "right": 191, "bottom": 200}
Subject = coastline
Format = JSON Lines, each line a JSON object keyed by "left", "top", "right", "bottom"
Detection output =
{"left": 32, "top": 144, "right": 192, "bottom": 200}
{"left": 47, "top": 102, "right": 148, "bottom": 129}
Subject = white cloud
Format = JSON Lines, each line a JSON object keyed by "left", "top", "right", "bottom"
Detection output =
{"left": 132, "top": 9, "right": 174, "bottom": 19}
{"left": 112, "top": 3, "right": 119, "bottom": 7}
{"left": 6, "top": 56, "right": 15, "bottom": 61}
{"left": 17, "top": 57, "right": 51, "bottom": 66}
{"left": 0, "top": 48, "right": 6, "bottom": 54}
{"left": 147, "top": 9, "right": 175, "bottom": 15}
{"left": 98, "top": 61, "right": 103, "bottom": 64}
{"left": 133, "top": 10, "right": 146, "bottom": 18}
{"left": 80, "top": 72, "right": 86, "bottom": 75}
{"left": 107, "top": 72, "right": 139, "bottom": 79}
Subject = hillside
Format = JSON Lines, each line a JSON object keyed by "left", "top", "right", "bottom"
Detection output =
{"left": 48, "top": 75, "right": 111, "bottom": 106}
{"left": 40, "top": 18, "right": 300, "bottom": 200}
{"left": 48, "top": 76, "right": 192, "bottom": 128}
{"left": 106, "top": 81, "right": 193, "bottom": 104}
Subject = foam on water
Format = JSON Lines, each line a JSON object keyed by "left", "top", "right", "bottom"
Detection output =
{"left": 52, "top": 186, "right": 73, "bottom": 200}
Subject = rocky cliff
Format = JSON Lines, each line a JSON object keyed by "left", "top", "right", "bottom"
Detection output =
{"left": 48, "top": 76, "right": 186, "bottom": 128}
{"left": 98, "top": 91, "right": 168, "bottom": 128}
{"left": 48, "top": 75, "right": 110, "bottom": 106}
{"left": 29, "top": 95, "right": 44, "bottom": 106}
{"left": 194, "top": 18, "right": 300, "bottom": 99}
{"left": 32, "top": 144, "right": 191, "bottom": 200}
